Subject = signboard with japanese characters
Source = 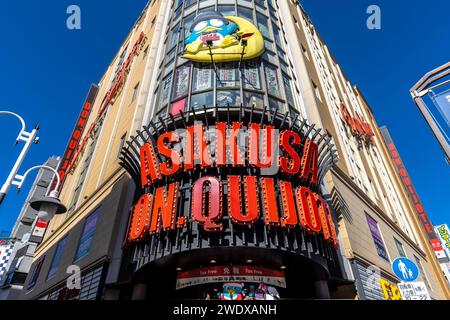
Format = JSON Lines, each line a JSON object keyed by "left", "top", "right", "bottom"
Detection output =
{"left": 397, "top": 281, "right": 431, "bottom": 300}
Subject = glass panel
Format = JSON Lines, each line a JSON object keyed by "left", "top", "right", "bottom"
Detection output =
{"left": 238, "top": 6, "right": 254, "bottom": 23}
{"left": 171, "top": 98, "right": 187, "bottom": 116}
{"left": 257, "top": 13, "right": 270, "bottom": 39}
{"left": 48, "top": 237, "right": 68, "bottom": 279}
{"left": 183, "top": 13, "right": 196, "bottom": 39}
{"left": 282, "top": 73, "right": 294, "bottom": 106}
{"left": 244, "top": 92, "right": 264, "bottom": 109}
{"left": 255, "top": 0, "right": 266, "bottom": 7}
{"left": 217, "top": 63, "right": 239, "bottom": 88}
{"left": 160, "top": 74, "right": 173, "bottom": 106}
{"left": 366, "top": 213, "right": 390, "bottom": 261}
{"left": 27, "top": 255, "right": 46, "bottom": 290}
{"left": 264, "top": 64, "right": 280, "bottom": 97}
{"left": 185, "top": 0, "right": 198, "bottom": 8}
{"left": 173, "top": 65, "right": 190, "bottom": 99}
{"left": 394, "top": 238, "right": 407, "bottom": 257}
{"left": 217, "top": 90, "right": 241, "bottom": 107}
{"left": 264, "top": 39, "right": 274, "bottom": 51}
{"left": 193, "top": 65, "right": 213, "bottom": 92}
{"left": 191, "top": 91, "right": 214, "bottom": 109}
{"left": 169, "top": 27, "right": 180, "bottom": 50}
{"left": 75, "top": 209, "right": 100, "bottom": 261}
{"left": 217, "top": 5, "right": 236, "bottom": 16}
{"left": 272, "top": 23, "right": 283, "bottom": 49}
{"left": 269, "top": 98, "right": 285, "bottom": 112}
{"left": 167, "top": 48, "right": 176, "bottom": 62}
{"left": 243, "top": 61, "right": 261, "bottom": 90}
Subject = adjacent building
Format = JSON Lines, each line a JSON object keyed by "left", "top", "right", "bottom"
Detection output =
{"left": 0, "top": 157, "right": 60, "bottom": 300}
{"left": 18, "top": 0, "right": 450, "bottom": 300}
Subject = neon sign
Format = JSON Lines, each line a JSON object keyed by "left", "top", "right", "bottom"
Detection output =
{"left": 125, "top": 121, "right": 338, "bottom": 248}
{"left": 340, "top": 103, "right": 374, "bottom": 144}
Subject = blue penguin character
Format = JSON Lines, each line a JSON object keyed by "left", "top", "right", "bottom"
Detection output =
{"left": 184, "top": 11, "right": 239, "bottom": 54}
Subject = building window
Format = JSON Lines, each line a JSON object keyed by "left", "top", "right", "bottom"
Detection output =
{"left": 217, "top": 63, "right": 239, "bottom": 88}
{"left": 414, "top": 256, "right": 431, "bottom": 290}
{"left": 394, "top": 238, "right": 406, "bottom": 258}
{"left": 312, "top": 80, "right": 321, "bottom": 102}
{"left": 118, "top": 132, "right": 127, "bottom": 159}
{"left": 243, "top": 62, "right": 261, "bottom": 90}
{"left": 217, "top": 4, "right": 235, "bottom": 16}
{"left": 191, "top": 91, "right": 213, "bottom": 109}
{"left": 217, "top": 90, "right": 241, "bottom": 107}
{"left": 74, "top": 208, "right": 101, "bottom": 262}
{"left": 143, "top": 46, "right": 149, "bottom": 58}
{"left": 238, "top": 6, "right": 254, "bottom": 23}
{"left": 48, "top": 237, "right": 68, "bottom": 279}
{"left": 244, "top": 92, "right": 264, "bottom": 109}
{"left": 265, "top": 64, "right": 280, "bottom": 97}
{"left": 132, "top": 82, "right": 140, "bottom": 102}
{"left": 193, "top": 65, "right": 213, "bottom": 92}
{"left": 366, "top": 213, "right": 390, "bottom": 261}
{"left": 256, "top": 13, "right": 270, "bottom": 39}
{"left": 27, "top": 255, "right": 46, "bottom": 290}
{"left": 173, "top": 65, "right": 190, "bottom": 99}
{"left": 301, "top": 44, "right": 309, "bottom": 60}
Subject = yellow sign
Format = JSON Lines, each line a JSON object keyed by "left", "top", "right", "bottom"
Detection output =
{"left": 183, "top": 11, "right": 265, "bottom": 63}
{"left": 380, "top": 278, "right": 402, "bottom": 300}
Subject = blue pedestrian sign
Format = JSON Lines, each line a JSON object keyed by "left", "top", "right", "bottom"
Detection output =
{"left": 392, "top": 257, "right": 419, "bottom": 282}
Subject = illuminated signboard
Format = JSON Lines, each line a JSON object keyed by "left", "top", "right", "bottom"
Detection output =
{"left": 57, "top": 84, "right": 99, "bottom": 185}
{"left": 435, "top": 224, "right": 450, "bottom": 259}
{"left": 379, "top": 278, "right": 402, "bottom": 300}
{"left": 176, "top": 265, "right": 286, "bottom": 290}
{"left": 340, "top": 103, "right": 374, "bottom": 145}
{"left": 182, "top": 11, "right": 265, "bottom": 63}
{"left": 120, "top": 107, "right": 340, "bottom": 256}
{"left": 380, "top": 127, "right": 445, "bottom": 259}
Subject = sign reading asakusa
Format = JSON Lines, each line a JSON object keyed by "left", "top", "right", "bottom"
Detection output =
{"left": 126, "top": 120, "right": 338, "bottom": 248}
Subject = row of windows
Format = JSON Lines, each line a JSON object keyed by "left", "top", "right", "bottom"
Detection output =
{"left": 366, "top": 212, "right": 431, "bottom": 290}
{"left": 155, "top": 1, "right": 298, "bottom": 118}
{"left": 27, "top": 208, "right": 101, "bottom": 290}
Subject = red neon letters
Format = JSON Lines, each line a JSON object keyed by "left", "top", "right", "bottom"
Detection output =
{"left": 127, "top": 122, "right": 338, "bottom": 247}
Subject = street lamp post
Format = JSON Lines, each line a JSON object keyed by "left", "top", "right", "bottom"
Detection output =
{"left": 15, "top": 166, "right": 67, "bottom": 221}
{"left": 0, "top": 111, "right": 40, "bottom": 204}
{"left": 1, "top": 111, "right": 67, "bottom": 221}
{"left": 410, "top": 62, "right": 450, "bottom": 163}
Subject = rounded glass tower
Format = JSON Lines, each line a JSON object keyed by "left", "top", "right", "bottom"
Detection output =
{"left": 152, "top": 0, "right": 301, "bottom": 119}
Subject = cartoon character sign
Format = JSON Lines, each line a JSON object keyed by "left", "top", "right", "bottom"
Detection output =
{"left": 220, "top": 283, "right": 245, "bottom": 300}
{"left": 183, "top": 11, "right": 265, "bottom": 63}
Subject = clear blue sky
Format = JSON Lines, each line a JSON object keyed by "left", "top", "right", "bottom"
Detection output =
{"left": 0, "top": 1, "right": 448, "bottom": 233}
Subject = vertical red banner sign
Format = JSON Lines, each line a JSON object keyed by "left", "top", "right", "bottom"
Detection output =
{"left": 57, "top": 84, "right": 99, "bottom": 188}
{"left": 379, "top": 127, "right": 444, "bottom": 257}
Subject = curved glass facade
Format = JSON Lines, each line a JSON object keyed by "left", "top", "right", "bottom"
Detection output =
{"left": 153, "top": 0, "right": 301, "bottom": 119}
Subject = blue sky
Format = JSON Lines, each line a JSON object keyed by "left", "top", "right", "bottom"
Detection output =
{"left": 0, "top": 1, "right": 449, "bottom": 233}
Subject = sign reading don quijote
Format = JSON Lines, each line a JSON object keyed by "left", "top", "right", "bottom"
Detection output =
{"left": 119, "top": 106, "right": 339, "bottom": 263}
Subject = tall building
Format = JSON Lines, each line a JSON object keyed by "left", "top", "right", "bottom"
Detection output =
{"left": 0, "top": 157, "right": 60, "bottom": 300}
{"left": 18, "top": 0, "right": 450, "bottom": 300}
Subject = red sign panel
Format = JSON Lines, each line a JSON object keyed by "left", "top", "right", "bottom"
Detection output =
{"left": 126, "top": 123, "right": 339, "bottom": 247}
{"left": 57, "top": 84, "right": 99, "bottom": 187}
{"left": 176, "top": 265, "right": 286, "bottom": 290}
{"left": 379, "top": 127, "right": 443, "bottom": 253}
{"left": 340, "top": 103, "right": 374, "bottom": 144}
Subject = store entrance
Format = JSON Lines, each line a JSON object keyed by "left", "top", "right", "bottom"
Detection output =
{"left": 130, "top": 248, "right": 328, "bottom": 300}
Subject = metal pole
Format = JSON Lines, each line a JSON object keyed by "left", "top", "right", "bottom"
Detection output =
{"left": 0, "top": 127, "right": 39, "bottom": 204}
{"left": 411, "top": 93, "right": 450, "bottom": 162}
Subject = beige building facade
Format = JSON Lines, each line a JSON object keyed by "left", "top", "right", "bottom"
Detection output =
{"left": 18, "top": 0, "right": 450, "bottom": 300}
